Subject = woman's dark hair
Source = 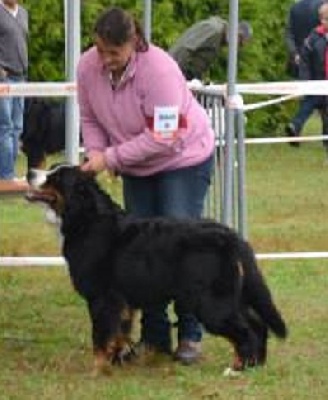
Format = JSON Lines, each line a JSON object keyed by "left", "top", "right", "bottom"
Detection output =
{"left": 94, "top": 7, "right": 148, "bottom": 52}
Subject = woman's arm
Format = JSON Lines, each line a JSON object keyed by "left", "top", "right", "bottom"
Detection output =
{"left": 105, "top": 68, "right": 190, "bottom": 171}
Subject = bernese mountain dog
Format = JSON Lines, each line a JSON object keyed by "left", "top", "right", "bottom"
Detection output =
{"left": 25, "top": 164, "right": 288, "bottom": 376}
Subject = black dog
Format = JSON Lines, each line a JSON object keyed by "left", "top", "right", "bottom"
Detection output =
{"left": 26, "top": 164, "right": 288, "bottom": 375}
{"left": 21, "top": 98, "right": 66, "bottom": 169}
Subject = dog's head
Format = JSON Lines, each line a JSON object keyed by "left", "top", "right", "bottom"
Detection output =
{"left": 26, "top": 164, "right": 103, "bottom": 222}
{"left": 26, "top": 164, "right": 123, "bottom": 230}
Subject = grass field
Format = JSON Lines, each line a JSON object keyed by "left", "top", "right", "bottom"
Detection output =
{"left": 1, "top": 118, "right": 328, "bottom": 399}
{"left": 1, "top": 260, "right": 327, "bottom": 400}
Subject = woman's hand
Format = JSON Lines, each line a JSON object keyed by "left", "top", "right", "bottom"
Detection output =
{"left": 81, "top": 151, "right": 107, "bottom": 173}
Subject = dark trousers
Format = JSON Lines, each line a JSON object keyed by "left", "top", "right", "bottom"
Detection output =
{"left": 292, "top": 95, "right": 328, "bottom": 149}
{"left": 291, "top": 95, "right": 317, "bottom": 134}
{"left": 122, "top": 155, "right": 213, "bottom": 350}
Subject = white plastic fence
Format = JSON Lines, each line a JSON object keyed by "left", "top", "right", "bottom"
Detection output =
{"left": 1, "top": 80, "right": 328, "bottom": 266}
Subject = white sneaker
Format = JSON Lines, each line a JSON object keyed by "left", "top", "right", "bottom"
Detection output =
{"left": 0, "top": 178, "right": 29, "bottom": 191}
{"left": 12, "top": 176, "right": 27, "bottom": 182}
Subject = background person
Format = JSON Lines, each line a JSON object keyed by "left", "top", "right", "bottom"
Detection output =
{"left": 169, "top": 16, "right": 252, "bottom": 81}
{"left": 298, "top": 1, "right": 328, "bottom": 159}
{"left": 0, "top": 0, "right": 28, "bottom": 186}
{"left": 77, "top": 7, "right": 215, "bottom": 365}
{"left": 285, "top": 0, "right": 323, "bottom": 147}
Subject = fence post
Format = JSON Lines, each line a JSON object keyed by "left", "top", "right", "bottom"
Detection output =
{"left": 65, "top": 0, "right": 81, "bottom": 166}
{"left": 223, "top": 0, "right": 240, "bottom": 227}
{"left": 236, "top": 107, "right": 247, "bottom": 238}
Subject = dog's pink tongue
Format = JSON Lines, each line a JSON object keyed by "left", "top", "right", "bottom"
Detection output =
{"left": 25, "top": 190, "right": 55, "bottom": 203}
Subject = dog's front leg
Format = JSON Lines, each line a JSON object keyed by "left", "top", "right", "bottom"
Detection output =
{"left": 112, "top": 307, "right": 137, "bottom": 365}
{"left": 87, "top": 295, "right": 125, "bottom": 376}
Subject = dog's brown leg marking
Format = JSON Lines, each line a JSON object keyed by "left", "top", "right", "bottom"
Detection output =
{"left": 108, "top": 308, "right": 137, "bottom": 364}
{"left": 93, "top": 349, "right": 112, "bottom": 376}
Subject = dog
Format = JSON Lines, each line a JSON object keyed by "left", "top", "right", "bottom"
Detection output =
{"left": 25, "top": 164, "right": 288, "bottom": 376}
{"left": 21, "top": 98, "right": 66, "bottom": 169}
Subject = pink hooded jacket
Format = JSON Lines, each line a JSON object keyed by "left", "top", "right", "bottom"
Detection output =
{"left": 77, "top": 44, "right": 215, "bottom": 176}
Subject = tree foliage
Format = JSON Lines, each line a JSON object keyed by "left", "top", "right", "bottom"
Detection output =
{"left": 21, "top": 0, "right": 297, "bottom": 135}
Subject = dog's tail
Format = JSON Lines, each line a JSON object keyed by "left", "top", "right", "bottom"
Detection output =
{"left": 239, "top": 240, "right": 288, "bottom": 339}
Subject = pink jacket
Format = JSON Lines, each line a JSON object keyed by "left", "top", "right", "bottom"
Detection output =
{"left": 77, "top": 44, "right": 215, "bottom": 176}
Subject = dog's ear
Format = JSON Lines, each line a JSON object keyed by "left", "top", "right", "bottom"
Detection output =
{"left": 61, "top": 170, "right": 97, "bottom": 228}
{"left": 68, "top": 170, "right": 96, "bottom": 205}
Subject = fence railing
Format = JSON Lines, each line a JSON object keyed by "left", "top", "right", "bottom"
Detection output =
{"left": 1, "top": 80, "right": 328, "bottom": 266}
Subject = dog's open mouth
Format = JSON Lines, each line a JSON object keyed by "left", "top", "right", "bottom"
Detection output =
{"left": 25, "top": 189, "right": 58, "bottom": 204}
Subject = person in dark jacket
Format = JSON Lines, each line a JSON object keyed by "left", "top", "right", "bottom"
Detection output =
{"left": 169, "top": 17, "right": 252, "bottom": 81}
{"left": 285, "top": 0, "right": 323, "bottom": 147}
{"left": 298, "top": 1, "right": 328, "bottom": 156}
{"left": 286, "top": 0, "right": 323, "bottom": 76}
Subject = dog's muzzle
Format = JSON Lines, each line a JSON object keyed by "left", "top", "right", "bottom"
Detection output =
{"left": 27, "top": 168, "right": 49, "bottom": 188}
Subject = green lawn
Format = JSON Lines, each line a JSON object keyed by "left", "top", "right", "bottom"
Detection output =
{"left": 1, "top": 120, "right": 328, "bottom": 399}
{"left": 1, "top": 261, "right": 327, "bottom": 400}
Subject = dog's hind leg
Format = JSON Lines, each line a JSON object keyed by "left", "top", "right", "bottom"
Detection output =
{"left": 211, "top": 314, "right": 261, "bottom": 372}
{"left": 195, "top": 295, "right": 260, "bottom": 371}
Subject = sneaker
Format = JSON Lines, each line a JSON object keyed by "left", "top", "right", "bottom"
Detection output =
{"left": 173, "top": 340, "right": 202, "bottom": 365}
{"left": 0, "top": 178, "right": 29, "bottom": 191}
{"left": 285, "top": 123, "right": 300, "bottom": 147}
{"left": 13, "top": 176, "right": 27, "bottom": 182}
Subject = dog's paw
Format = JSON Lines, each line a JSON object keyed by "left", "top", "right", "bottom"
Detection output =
{"left": 112, "top": 342, "right": 138, "bottom": 365}
{"left": 225, "top": 354, "right": 259, "bottom": 375}
{"left": 92, "top": 352, "right": 112, "bottom": 377}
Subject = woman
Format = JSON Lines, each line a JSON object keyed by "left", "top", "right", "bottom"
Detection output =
{"left": 78, "top": 6, "right": 215, "bottom": 365}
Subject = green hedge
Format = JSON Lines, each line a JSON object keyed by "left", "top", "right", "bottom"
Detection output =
{"left": 21, "top": 0, "right": 297, "bottom": 135}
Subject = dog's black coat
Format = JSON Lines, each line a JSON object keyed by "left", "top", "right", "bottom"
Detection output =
{"left": 21, "top": 98, "right": 66, "bottom": 169}
{"left": 26, "top": 165, "right": 288, "bottom": 372}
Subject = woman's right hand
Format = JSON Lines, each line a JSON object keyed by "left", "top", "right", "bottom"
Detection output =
{"left": 80, "top": 151, "right": 107, "bottom": 173}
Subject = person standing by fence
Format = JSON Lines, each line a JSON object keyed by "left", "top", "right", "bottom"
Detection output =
{"left": 298, "top": 1, "right": 328, "bottom": 159}
{"left": 285, "top": 0, "right": 323, "bottom": 146}
{"left": 0, "top": 0, "right": 28, "bottom": 188}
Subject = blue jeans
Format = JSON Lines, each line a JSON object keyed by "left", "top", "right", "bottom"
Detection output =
{"left": 292, "top": 95, "right": 321, "bottom": 134}
{"left": 0, "top": 76, "right": 25, "bottom": 179}
{"left": 293, "top": 95, "right": 328, "bottom": 150}
{"left": 122, "top": 155, "right": 214, "bottom": 351}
